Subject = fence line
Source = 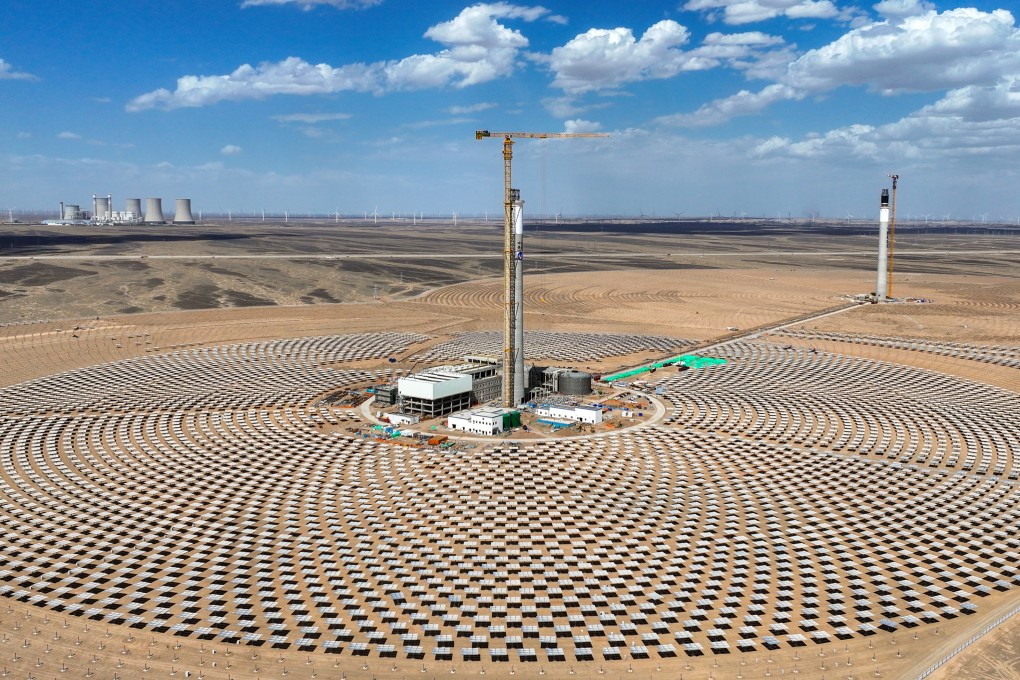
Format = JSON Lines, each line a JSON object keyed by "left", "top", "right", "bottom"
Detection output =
{"left": 915, "top": 602, "right": 1020, "bottom": 679}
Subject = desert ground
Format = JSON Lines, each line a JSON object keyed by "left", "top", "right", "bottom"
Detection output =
{"left": 0, "top": 218, "right": 1017, "bottom": 679}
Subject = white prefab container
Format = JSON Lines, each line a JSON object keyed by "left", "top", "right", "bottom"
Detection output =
{"left": 388, "top": 412, "right": 420, "bottom": 426}
{"left": 534, "top": 404, "right": 603, "bottom": 424}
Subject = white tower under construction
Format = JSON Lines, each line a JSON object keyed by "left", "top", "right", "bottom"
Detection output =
{"left": 876, "top": 188, "right": 890, "bottom": 301}
{"left": 511, "top": 190, "right": 525, "bottom": 405}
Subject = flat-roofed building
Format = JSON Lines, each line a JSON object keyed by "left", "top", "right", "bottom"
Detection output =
{"left": 534, "top": 404, "right": 603, "bottom": 424}
{"left": 398, "top": 372, "right": 472, "bottom": 418}
{"left": 447, "top": 407, "right": 506, "bottom": 436}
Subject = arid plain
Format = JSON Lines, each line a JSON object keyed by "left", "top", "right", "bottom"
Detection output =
{"left": 1, "top": 218, "right": 1018, "bottom": 679}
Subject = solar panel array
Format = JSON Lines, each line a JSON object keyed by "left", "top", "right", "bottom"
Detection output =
{"left": 0, "top": 333, "right": 1016, "bottom": 663}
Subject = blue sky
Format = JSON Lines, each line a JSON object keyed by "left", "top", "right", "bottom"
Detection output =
{"left": 3, "top": 0, "right": 1019, "bottom": 220}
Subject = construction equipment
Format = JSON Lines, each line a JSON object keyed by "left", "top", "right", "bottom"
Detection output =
{"left": 475, "top": 130, "right": 608, "bottom": 407}
{"left": 887, "top": 173, "right": 899, "bottom": 298}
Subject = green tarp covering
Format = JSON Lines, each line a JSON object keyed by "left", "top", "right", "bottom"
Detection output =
{"left": 602, "top": 354, "right": 727, "bottom": 382}
{"left": 501, "top": 411, "right": 522, "bottom": 429}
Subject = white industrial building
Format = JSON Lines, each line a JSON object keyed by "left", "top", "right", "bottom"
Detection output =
{"left": 397, "top": 371, "right": 473, "bottom": 418}
{"left": 447, "top": 407, "right": 506, "bottom": 436}
{"left": 392, "top": 355, "right": 592, "bottom": 419}
{"left": 534, "top": 404, "right": 603, "bottom": 424}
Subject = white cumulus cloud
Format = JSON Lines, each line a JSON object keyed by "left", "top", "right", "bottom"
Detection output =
{"left": 872, "top": 0, "right": 935, "bottom": 20}
{"left": 57, "top": 131, "right": 82, "bottom": 139}
{"left": 549, "top": 20, "right": 713, "bottom": 94}
{"left": 690, "top": 31, "right": 788, "bottom": 68}
{"left": 563, "top": 119, "right": 601, "bottom": 133}
{"left": 660, "top": 6, "right": 1020, "bottom": 128}
{"left": 656, "top": 83, "right": 802, "bottom": 127}
{"left": 785, "top": 8, "right": 1020, "bottom": 95}
{"left": 240, "top": 0, "right": 381, "bottom": 10}
{"left": 920, "top": 75, "right": 1020, "bottom": 122}
{"left": 128, "top": 3, "right": 552, "bottom": 111}
{"left": 702, "top": 31, "right": 785, "bottom": 47}
{"left": 752, "top": 111, "right": 1020, "bottom": 163}
{"left": 683, "top": 0, "right": 845, "bottom": 25}
{"left": 221, "top": 144, "right": 244, "bottom": 155}
{"left": 0, "top": 58, "right": 36, "bottom": 80}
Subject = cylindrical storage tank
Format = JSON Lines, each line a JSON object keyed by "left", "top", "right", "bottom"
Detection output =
{"left": 173, "top": 198, "right": 195, "bottom": 224}
{"left": 125, "top": 198, "right": 142, "bottom": 218}
{"left": 95, "top": 196, "right": 111, "bottom": 220}
{"left": 63, "top": 204, "right": 80, "bottom": 220}
{"left": 557, "top": 370, "right": 592, "bottom": 396}
{"left": 144, "top": 198, "right": 165, "bottom": 224}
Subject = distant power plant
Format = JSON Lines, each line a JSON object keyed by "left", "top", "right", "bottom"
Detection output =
{"left": 44, "top": 193, "right": 197, "bottom": 226}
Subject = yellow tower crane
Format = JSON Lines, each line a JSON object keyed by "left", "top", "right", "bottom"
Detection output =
{"left": 475, "top": 130, "right": 608, "bottom": 407}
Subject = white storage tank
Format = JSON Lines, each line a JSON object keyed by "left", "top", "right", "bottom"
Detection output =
{"left": 557, "top": 370, "right": 592, "bottom": 396}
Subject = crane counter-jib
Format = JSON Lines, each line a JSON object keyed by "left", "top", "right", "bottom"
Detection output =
{"left": 475, "top": 130, "right": 610, "bottom": 140}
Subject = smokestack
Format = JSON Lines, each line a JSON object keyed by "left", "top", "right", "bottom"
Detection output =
{"left": 512, "top": 190, "right": 525, "bottom": 405}
{"left": 876, "top": 188, "right": 890, "bottom": 301}
{"left": 144, "top": 197, "right": 165, "bottom": 224}
{"left": 173, "top": 198, "right": 195, "bottom": 224}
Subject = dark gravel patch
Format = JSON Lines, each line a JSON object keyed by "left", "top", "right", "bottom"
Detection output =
{"left": 0, "top": 264, "right": 97, "bottom": 286}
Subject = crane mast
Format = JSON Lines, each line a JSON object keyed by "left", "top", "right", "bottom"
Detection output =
{"left": 475, "top": 130, "right": 608, "bottom": 408}
{"left": 887, "top": 174, "right": 899, "bottom": 298}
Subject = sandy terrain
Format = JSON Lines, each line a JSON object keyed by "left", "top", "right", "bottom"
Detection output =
{"left": 0, "top": 219, "right": 1018, "bottom": 679}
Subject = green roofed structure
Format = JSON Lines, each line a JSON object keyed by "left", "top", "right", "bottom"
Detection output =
{"left": 602, "top": 355, "right": 727, "bottom": 382}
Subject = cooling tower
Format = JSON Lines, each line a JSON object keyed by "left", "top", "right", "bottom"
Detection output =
{"left": 63, "top": 204, "right": 80, "bottom": 220}
{"left": 173, "top": 198, "right": 195, "bottom": 224}
{"left": 125, "top": 198, "right": 142, "bottom": 218}
{"left": 144, "top": 198, "right": 165, "bottom": 224}
{"left": 94, "top": 196, "right": 111, "bottom": 220}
